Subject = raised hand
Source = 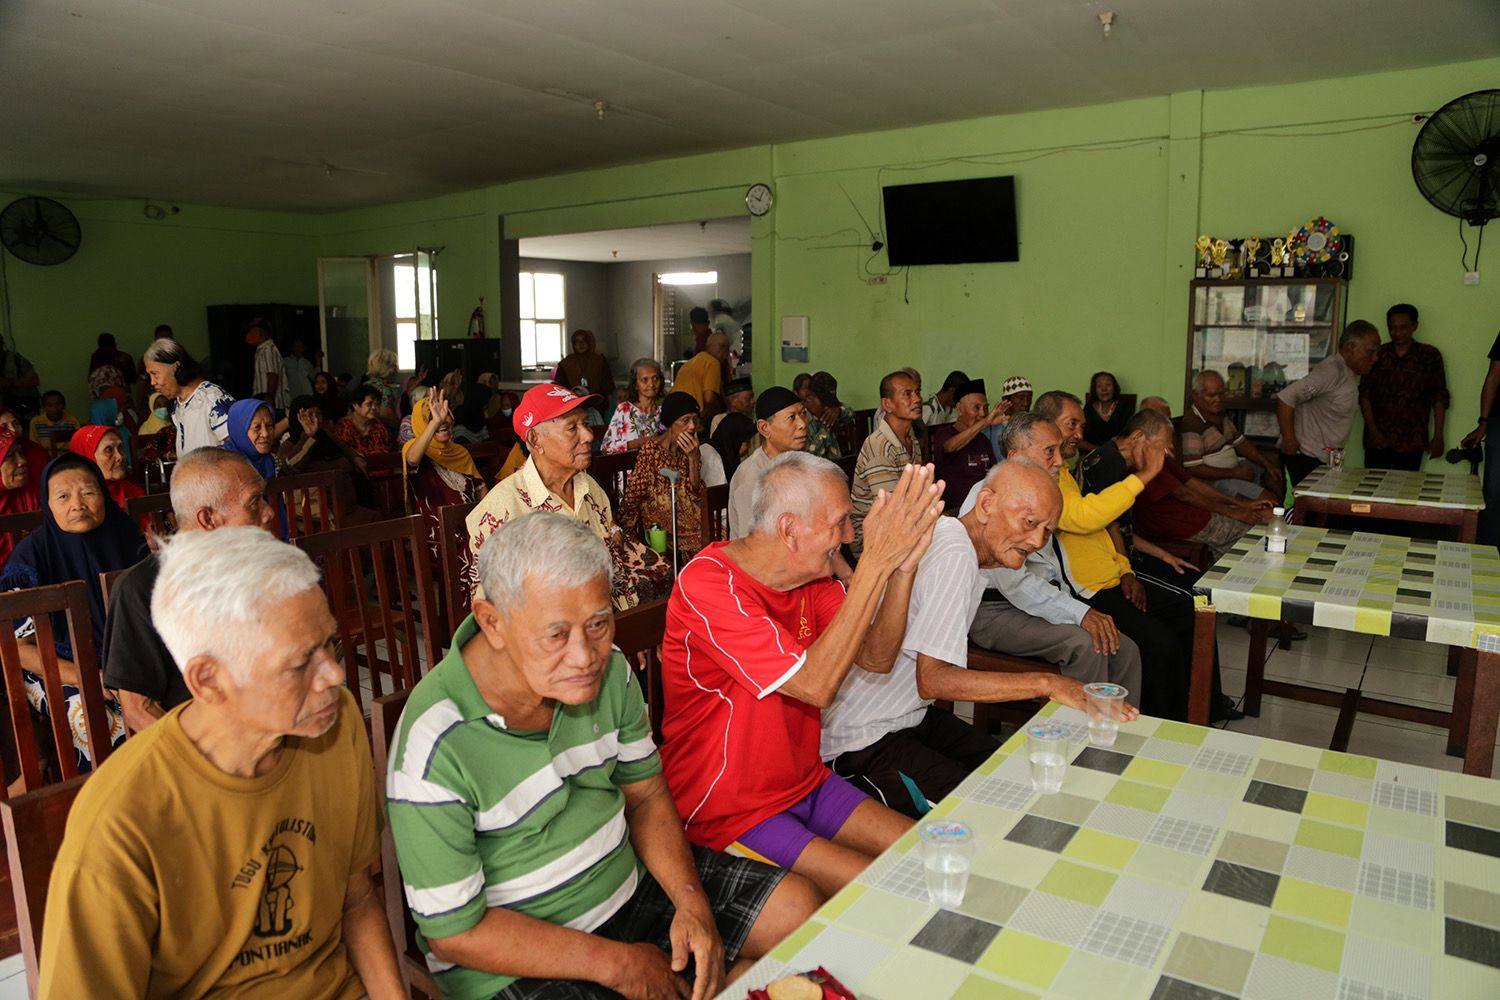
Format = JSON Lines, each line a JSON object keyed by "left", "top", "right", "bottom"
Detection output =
{"left": 297, "top": 407, "right": 320, "bottom": 437}
{"left": 427, "top": 388, "right": 453, "bottom": 428}
{"left": 861, "top": 463, "right": 945, "bottom": 576}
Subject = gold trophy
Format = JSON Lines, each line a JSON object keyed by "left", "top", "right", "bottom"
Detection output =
{"left": 1195, "top": 235, "right": 1213, "bottom": 277}
{"left": 1244, "top": 236, "right": 1262, "bottom": 277}
{"left": 1269, "top": 238, "right": 1286, "bottom": 277}
{"left": 1211, "top": 239, "right": 1230, "bottom": 278}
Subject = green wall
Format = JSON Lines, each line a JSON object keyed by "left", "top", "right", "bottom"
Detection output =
{"left": 0, "top": 191, "right": 320, "bottom": 410}
{"left": 5, "top": 54, "right": 1498, "bottom": 466}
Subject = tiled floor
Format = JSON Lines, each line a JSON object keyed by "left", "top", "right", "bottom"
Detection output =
{"left": 0, "top": 954, "right": 24, "bottom": 1000}
{"left": 1214, "top": 623, "right": 1500, "bottom": 780}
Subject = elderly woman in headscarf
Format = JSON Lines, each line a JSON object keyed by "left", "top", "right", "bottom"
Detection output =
{"left": 617, "top": 392, "right": 711, "bottom": 558}
{"left": 0, "top": 453, "right": 148, "bottom": 772}
{"left": 0, "top": 410, "right": 51, "bottom": 492}
{"left": 402, "top": 388, "right": 484, "bottom": 561}
{"left": 134, "top": 392, "right": 174, "bottom": 466}
{"left": 68, "top": 424, "right": 144, "bottom": 516}
{"left": 554, "top": 328, "right": 614, "bottom": 424}
{"left": 0, "top": 429, "right": 40, "bottom": 567}
{"left": 222, "top": 399, "right": 287, "bottom": 539}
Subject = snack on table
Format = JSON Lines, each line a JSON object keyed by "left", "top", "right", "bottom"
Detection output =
{"left": 766, "top": 975, "right": 822, "bottom": 1000}
{"left": 748, "top": 966, "right": 856, "bottom": 1000}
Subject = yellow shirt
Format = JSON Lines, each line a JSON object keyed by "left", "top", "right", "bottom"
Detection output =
{"left": 672, "top": 352, "right": 722, "bottom": 410}
{"left": 39, "top": 689, "right": 379, "bottom": 1000}
{"left": 1056, "top": 464, "right": 1143, "bottom": 594}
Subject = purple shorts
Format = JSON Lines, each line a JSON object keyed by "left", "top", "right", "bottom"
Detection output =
{"left": 726, "top": 773, "right": 868, "bottom": 869}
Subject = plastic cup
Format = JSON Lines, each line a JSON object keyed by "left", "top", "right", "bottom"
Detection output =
{"left": 918, "top": 820, "right": 974, "bottom": 907}
{"left": 1084, "top": 683, "right": 1128, "bottom": 747}
{"left": 1027, "top": 723, "right": 1069, "bottom": 794}
{"left": 646, "top": 526, "right": 668, "bottom": 553}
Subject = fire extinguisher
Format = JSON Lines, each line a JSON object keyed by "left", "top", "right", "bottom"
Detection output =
{"left": 468, "top": 297, "right": 485, "bottom": 339}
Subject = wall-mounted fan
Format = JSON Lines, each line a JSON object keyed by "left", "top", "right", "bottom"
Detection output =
{"left": 0, "top": 196, "right": 81, "bottom": 266}
{"left": 1412, "top": 89, "right": 1499, "bottom": 227}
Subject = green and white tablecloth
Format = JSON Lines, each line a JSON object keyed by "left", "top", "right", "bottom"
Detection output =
{"left": 1295, "top": 466, "right": 1485, "bottom": 511}
{"left": 725, "top": 705, "right": 1500, "bottom": 1000}
{"left": 1194, "top": 523, "right": 1500, "bottom": 650}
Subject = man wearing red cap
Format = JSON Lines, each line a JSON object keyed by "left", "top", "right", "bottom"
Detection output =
{"left": 465, "top": 383, "right": 664, "bottom": 610}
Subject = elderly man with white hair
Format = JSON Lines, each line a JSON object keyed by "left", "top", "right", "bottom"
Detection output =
{"left": 103, "top": 446, "right": 280, "bottom": 732}
{"left": 661, "top": 453, "right": 943, "bottom": 896}
{"left": 388, "top": 513, "right": 819, "bottom": 1000}
{"left": 822, "top": 460, "right": 1126, "bottom": 816}
{"left": 40, "top": 527, "right": 404, "bottom": 999}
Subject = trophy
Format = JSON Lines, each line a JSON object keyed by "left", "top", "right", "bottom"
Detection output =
{"left": 1244, "top": 237, "right": 1262, "bottom": 277}
{"left": 1270, "top": 238, "right": 1286, "bottom": 277}
{"left": 1195, "top": 235, "right": 1212, "bottom": 277}
{"left": 1211, "top": 239, "right": 1230, "bottom": 278}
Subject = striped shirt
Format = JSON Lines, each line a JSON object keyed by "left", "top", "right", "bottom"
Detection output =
{"left": 821, "top": 517, "right": 983, "bottom": 759}
{"left": 253, "top": 339, "right": 289, "bottom": 410}
{"left": 385, "top": 615, "right": 661, "bottom": 1000}
{"left": 849, "top": 417, "right": 920, "bottom": 556}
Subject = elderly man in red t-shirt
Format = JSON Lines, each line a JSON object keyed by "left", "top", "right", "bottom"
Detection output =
{"left": 660, "top": 453, "right": 943, "bottom": 896}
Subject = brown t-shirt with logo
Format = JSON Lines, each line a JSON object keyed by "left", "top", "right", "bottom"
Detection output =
{"left": 40, "top": 687, "right": 378, "bottom": 999}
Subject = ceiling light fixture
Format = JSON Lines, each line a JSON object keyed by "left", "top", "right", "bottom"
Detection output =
{"left": 594, "top": 100, "right": 608, "bottom": 121}
{"left": 1099, "top": 11, "right": 1115, "bottom": 40}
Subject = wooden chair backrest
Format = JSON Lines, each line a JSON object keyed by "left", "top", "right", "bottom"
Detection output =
{"left": 842, "top": 409, "right": 875, "bottom": 456}
{"left": 833, "top": 453, "right": 858, "bottom": 482}
{"left": 294, "top": 516, "right": 440, "bottom": 714}
{"left": 270, "top": 469, "right": 343, "bottom": 539}
{"left": 612, "top": 598, "right": 669, "bottom": 740}
{"left": 371, "top": 689, "right": 442, "bottom": 999}
{"left": 363, "top": 452, "right": 406, "bottom": 520}
{"left": 124, "top": 492, "right": 176, "bottom": 541}
{"left": 0, "top": 582, "right": 113, "bottom": 796}
{"left": 1, "top": 775, "right": 85, "bottom": 998}
{"left": 0, "top": 510, "right": 42, "bottom": 561}
{"left": 98, "top": 568, "right": 127, "bottom": 613}
{"left": 701, "top": 483, "right": 730, "bottom": 544}
{"left": 438, "top": 502, "right": 479, "bottom": 640}
{"left": 590, "top": 449, "right": 638, "bottom": 513}
{"left": 466, "top": 440, "right": 505, "bottom": 482}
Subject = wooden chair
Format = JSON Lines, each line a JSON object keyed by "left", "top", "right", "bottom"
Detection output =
{"left": 363, "top": 452, "right": 406, "bottom": 519}
{"left": 0, "top": 582, "right": 114, "bottom": 796}
{"left": 591, "top": 450, "right": 638, "bottom": 513}
{"left": 466, "top": 440, "right": 506, "bottom": 482}
{"left": 124, "top": 492, "right": 176, "bottom": 540}
{"left": 613, "top": 598, "right": 670, "bottom": 740}
{"left": 0, "top": 510, "right": 42, "bottom": 562}
{"left": 835, "top": 413, "right": 868, "bottom": 457}
{"left": 294, "top": 516, "right": 441, "bottom": 714}
{"left": 964, "top": 645, "right": 1062, "bottom": 734}
{"left": 437, "top": 502, "right": 479, "bottom": 640}
{"left": 700, "top": 484, "right": 729, "bottom": 545}
{"left": 98, "top": 568, "right": 128, "bottom": 613}
{"left": 853, "top": 408, "right": 876, "bottom": 443}
{"left": 833, "top": 454, "right": 858, "bottom": 482}
{"left": 270, "top": 469, "right": 343, "bottom": 539}
{"left": 1, "top": 775, "right": 86, "bottom": 998}
{"left": 372, "top": 689, "right": 441, "bottom": 1000}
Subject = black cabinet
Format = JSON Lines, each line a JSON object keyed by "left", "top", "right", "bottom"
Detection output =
{"left": 204, "top": 303, "right": 321, "bottom": 399}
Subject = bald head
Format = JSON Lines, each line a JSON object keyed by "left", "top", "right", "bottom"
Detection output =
{"left": 706, "top": 331, "right": 731, "bottom": 360}
{"left": 966, "top": 459, "right": 1062, "bottom": 569}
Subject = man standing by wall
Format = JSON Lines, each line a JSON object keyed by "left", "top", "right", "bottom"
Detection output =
{"left": 1276, "top": 321, "right": 1381, "bottom": 484}
{"left": 248, "top": 321, "right": 288, "bottom": 413}
{"left": 1359, "top": 303, "right": 1449, "bottom": 470}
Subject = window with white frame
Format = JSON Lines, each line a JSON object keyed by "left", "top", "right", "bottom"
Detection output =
{"left": 519, "top": 271, "right": 566, "bottom": 369}
{"left": 390, "top": 252, "right": 436, "bottom": 370}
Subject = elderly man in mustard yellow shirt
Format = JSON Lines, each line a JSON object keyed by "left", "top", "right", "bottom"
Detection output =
{"left": 673, "top": 331, "right": 729, "bottom": 421}
{"left": 1035, "top": 389, "right": 1232, "bottom": 724}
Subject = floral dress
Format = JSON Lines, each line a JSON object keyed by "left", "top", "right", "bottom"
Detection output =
{"left": 601, "top": 401, "right": 663, "bottom": 454}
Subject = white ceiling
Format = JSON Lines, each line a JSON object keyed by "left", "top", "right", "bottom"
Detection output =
{"left": 520, "top": 217, "right": 750, "bottom": 262}
{"left": 1, "top": 0, "right": 1496, "bottom": 212}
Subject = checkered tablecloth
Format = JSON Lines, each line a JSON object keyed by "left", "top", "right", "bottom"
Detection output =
{"left": 1295, "top": 466, "right": 1485, "bottom": 511}
{"left": 724, "top": 706, "right": 1500, "bottom": 1000}
{"left": 1194, "top": 523, "right": 1500, "bottom": 649}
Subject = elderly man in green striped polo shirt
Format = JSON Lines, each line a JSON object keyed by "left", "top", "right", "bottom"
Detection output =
{"left": 387, "top": 512, "right": 820, "bottom": 1000}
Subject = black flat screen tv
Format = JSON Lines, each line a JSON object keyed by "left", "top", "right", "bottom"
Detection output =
{"left": 881, "top": 176, "right": 1018, "bottom": 266}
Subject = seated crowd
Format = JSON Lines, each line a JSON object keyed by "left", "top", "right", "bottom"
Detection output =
{"left": 10, "top": 315, "right": 1364, "bottom": 1000}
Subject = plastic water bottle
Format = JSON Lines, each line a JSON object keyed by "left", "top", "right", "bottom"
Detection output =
{"left": 1266, "top": 506, "right": 1288, "bottom": 554}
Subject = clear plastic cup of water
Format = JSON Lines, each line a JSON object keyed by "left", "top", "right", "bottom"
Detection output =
{"left": 918, "top": 819, "right": 974, "bottom": 907}
{"left": 1027, "top": 723, "right": 1069, "bottom": 794}
{"left": 1083, "top": 682, "right": 1129, "bottom": 748}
